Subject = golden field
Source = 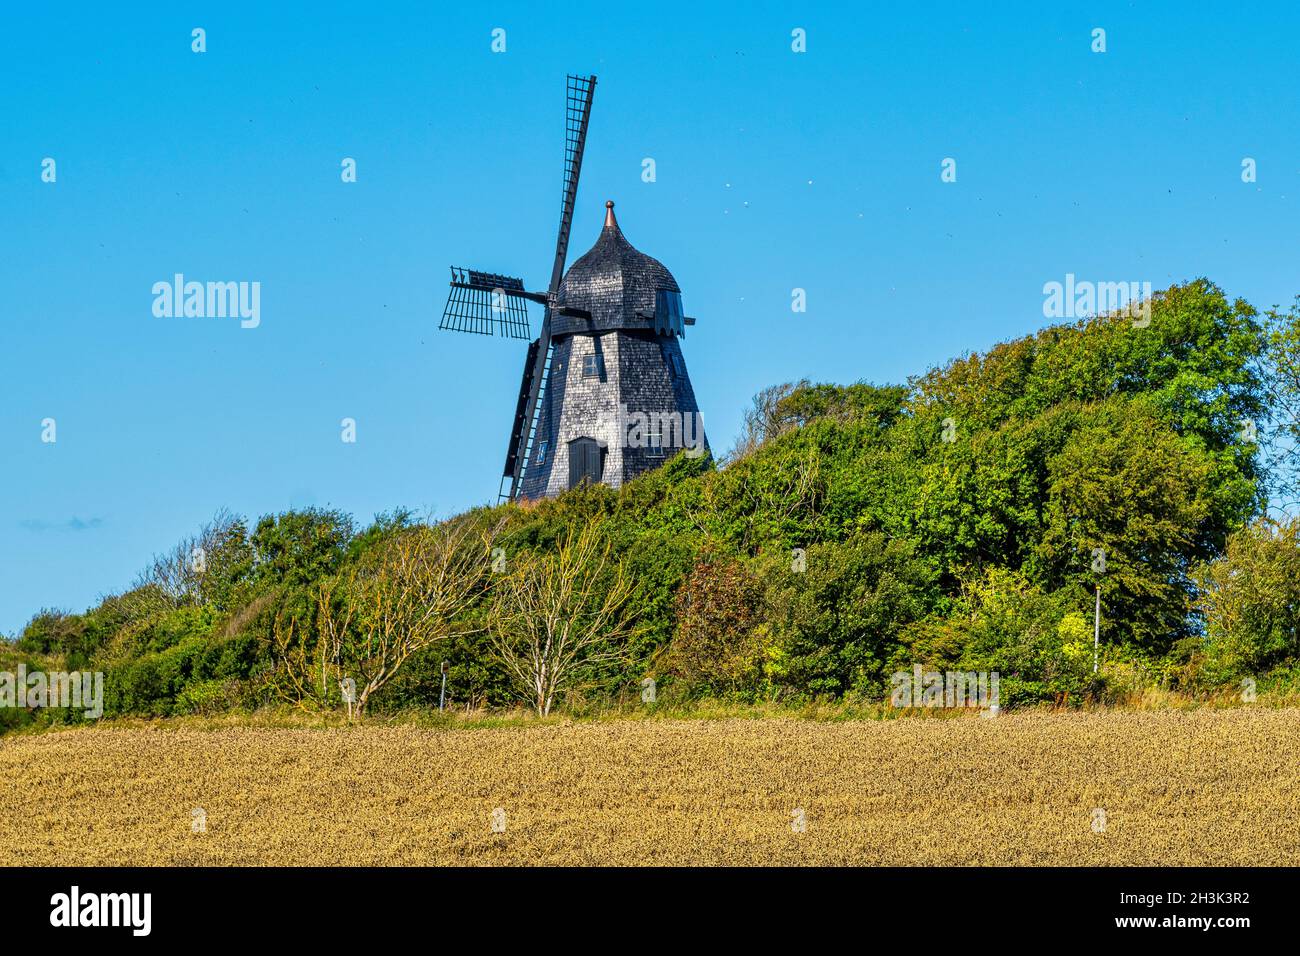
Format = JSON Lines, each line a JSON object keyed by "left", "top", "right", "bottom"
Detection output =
{"left": 2, "top": 709, "right": 1298, "bottom": 865}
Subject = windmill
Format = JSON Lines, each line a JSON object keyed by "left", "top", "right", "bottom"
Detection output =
{"left": 440, "top": 74, "right": 706, "bottom": 501}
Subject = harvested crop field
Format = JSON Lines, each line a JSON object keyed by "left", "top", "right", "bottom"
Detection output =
{"left": 3, "top": 709, "right": 1298, "bottom": 865}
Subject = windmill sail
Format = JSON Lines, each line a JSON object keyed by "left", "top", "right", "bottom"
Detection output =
{"left": 440, "top": 267, "right": 533, "bottom": 339}
{"left": 553, "top": 74, "right": 598, "bottom": 282}
{"left": 505, "top": 74, "right": 597, "bottom": 499}
{"left": 502, "top": 339, "right": 541, "bottom": 480}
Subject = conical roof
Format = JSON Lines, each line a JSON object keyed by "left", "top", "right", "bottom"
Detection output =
{"left": 557, "top": 202, "right": 679, "bottom": 330}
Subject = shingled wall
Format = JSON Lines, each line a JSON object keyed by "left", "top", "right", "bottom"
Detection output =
{"left": 518, "top": 330, "right": 707, "bottom": 500}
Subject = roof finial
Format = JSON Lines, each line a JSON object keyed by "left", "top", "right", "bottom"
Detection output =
{"left": 604, "top": 200, "right": 617, "bottom": 229}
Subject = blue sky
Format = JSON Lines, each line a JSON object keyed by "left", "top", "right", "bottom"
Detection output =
{"left": 3, "top": 1, "right": 1298, "bottom": 635}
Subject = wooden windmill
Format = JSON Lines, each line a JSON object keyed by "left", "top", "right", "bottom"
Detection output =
{"left": 440, "top": 75, "right": 706, "bottom": 501}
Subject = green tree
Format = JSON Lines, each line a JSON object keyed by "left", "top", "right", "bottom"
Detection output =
{"left": 1196, "top": 518, "right": 1300, "bottom": 679}
{"left": 251, "top": 508, "right": 354, "bottom": 588}
{"left": 1037, "top": 399, "right": 1213, "bottom": 651}
{"left": 1261, "top": 295, "right": 1300, "bottom": 506}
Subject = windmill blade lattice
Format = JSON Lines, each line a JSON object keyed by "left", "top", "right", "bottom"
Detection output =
{"left": 552, "top": 74, "right": 597, "bottom": 283}
{"left": 440, "top": 267, "right": 533, "bottom": 339}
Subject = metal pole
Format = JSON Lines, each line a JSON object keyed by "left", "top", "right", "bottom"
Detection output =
{"left": 1093, "top": 584, "right": 1101, "bottom": 674}
{"left": 439, "top": 661, "right": 448, "bottom": 712}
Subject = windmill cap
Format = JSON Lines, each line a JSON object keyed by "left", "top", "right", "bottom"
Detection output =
{"left": 556, "top": 201, "right": 680, "bottom": 331}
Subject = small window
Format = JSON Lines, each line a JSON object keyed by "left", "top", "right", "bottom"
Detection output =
{"left": 647, "top": 421, "right": 665, "bottom": 459}
{"left": 535, "top": 440, "right": 548, "bottom": 465}
{"left": 582, "top": 354, "right": 604, "bottom": 379}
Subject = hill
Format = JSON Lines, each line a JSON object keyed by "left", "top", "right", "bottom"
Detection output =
{"left": 5, "top": 278, "right": 1300, "bottom": 729}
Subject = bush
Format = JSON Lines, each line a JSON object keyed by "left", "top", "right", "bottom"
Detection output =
{"left": 16, "top": 609, "right": 85, "bottom": 657}
{"left": 664, "top": 553, "right": 765, "bottom": 696}
{"left": 1197, "top": 518, "right": 1300, "bottom": 681}
{"left": 897, "top": 568, "right": 1097, "bottom": 707}
{"left": 765, "top": 533, "right": 936, "bottom": 697}
{"left": 104, "top": 628, "right": 262, "bottom": 717}
{"left": 174, "top": 678, "right": 248, "bottom": 716}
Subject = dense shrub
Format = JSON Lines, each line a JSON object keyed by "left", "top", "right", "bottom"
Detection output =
{"left": 897, "top": 568, "right": 1097, "bottom": 707}
{"left": 665, "top": 553, "right": 766, "bottom": 696}
{"left": 1196, "top": 518, "right": 1300, "bottom": 681}
{"left": 764, "top": 533, "right": 936, "bottom": 697}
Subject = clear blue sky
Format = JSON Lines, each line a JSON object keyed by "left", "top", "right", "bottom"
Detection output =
{"left": 3, "top": 1, "right": 1298, "bottom": 636}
